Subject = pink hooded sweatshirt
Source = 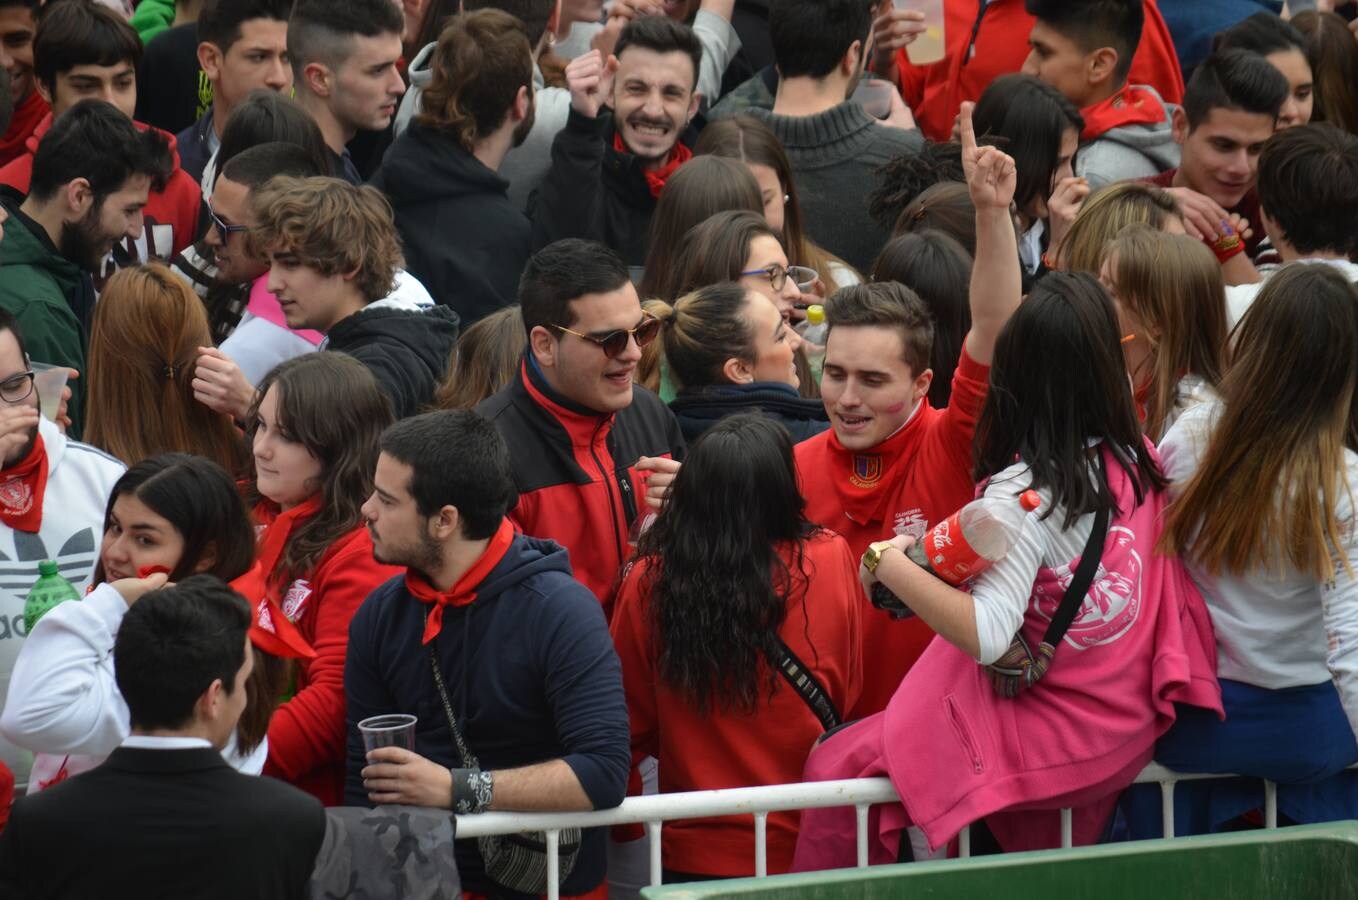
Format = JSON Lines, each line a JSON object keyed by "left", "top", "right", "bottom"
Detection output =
{"left": 792, "top": 444, "right": 1223, "bottom": 868}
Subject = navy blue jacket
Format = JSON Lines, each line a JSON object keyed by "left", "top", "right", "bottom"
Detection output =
{"left": 344, "top": 533, "right": 629, "bottom": 897}
{"left": 668, "top": 381, "right": 830, "bottom": 445}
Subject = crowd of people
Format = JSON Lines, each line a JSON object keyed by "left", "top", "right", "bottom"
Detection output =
{"left": 0, "top": 0, "right": 1354, "bottom": 895}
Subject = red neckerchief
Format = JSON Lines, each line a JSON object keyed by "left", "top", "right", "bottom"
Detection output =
{"left": 0, "top": 434, "right": 49, "bottom": 534}
{"left": 822, "top": 405, "right": 929, "bottom": 526}
{"left": 253, "top": 494, "right": 323, "bottom": 593}
{"left": 407, "top": 518, "right": 515, "bottom": 645}
{"left": 0, "top": 91, "right": 49, "bottom": 167}
{"left": 614, "top": 132, "right": 693, "bottom": 198}
{"left": 1080, "top": 85, "right": 1165, "bottom": 142}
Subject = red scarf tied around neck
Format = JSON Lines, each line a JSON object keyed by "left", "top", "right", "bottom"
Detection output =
{"left": 1080, "top": 85, "right": 1166, "bottom": 142}
{"left": 0, "top": 434, "right": 49, "bottom": 534}
{"left": 614, "top": 132, "right": 693, "bottom": 198}
{"left": 407, "top": 518, "right": 515, "bottom": 645}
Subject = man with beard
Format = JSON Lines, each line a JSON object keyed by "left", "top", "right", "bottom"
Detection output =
{"left": 373, "top": 8, "right": 535, "bottom": 327}
{"left": 345, "top": 409, "right": 629, "bottom": 899}
{"left": 0, "top": 99, "right": 171, "bottom": 437}
{"left": 0, "top": 307, "right": 124, "bottom": 793}
{"left": 531, "top": 15, "right": 703, "bottom": 266}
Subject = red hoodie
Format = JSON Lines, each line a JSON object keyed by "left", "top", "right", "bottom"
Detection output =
{"left": 0, "top": 112, "right": 201, "bottom": 261}
{"left": 0, "top": 91, "right": 49, "bottom": 168}
{"left": 794, "top": 347, "right": 990, "bottom": 719}
{"left": 255, "top": 517, "right": 403, "bottom": 806}
{"left": 896, "top": 0, "right": 1184, "bottom": 143}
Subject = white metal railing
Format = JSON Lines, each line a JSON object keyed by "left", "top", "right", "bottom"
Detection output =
{"left": 455, "top": 763, "right": 1304, "bottom": 899}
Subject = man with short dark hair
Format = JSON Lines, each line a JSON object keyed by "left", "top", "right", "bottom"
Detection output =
{"left": 531, "top": 17, "right": 704, "bottom": 265}
{"left": 1142, "top": 48, "right": 1288, "bottom": 261}
{"left": 173, "top": 0, "right": 294, "bottom": 184}
{"left": 0, "top": 0, "right": 204, "bottom": 266}
{"left": 374, "top": 8, "right": 533, "bottom": 325}
{"left": 346, "top": 409, "right": 630, "bottom": 898}
{"left": 752, "top": 0, "right": 922, "bottom": 273}
{"left": 0, "top": 576, "right": 326, "bottom": 899}
{"left": 288, "top": 0, "right": 406, "bottom": 184}
{"left": 0, "top": 99, "right": 172, "bottom": 434}
{"left": 476, "top": 238, "right": 685, "bottom": 605}
{"left": 1225, "top": 123, "right": 1358, "bottom": 327}
{"left": 1022, "top": 0, "right": 1179, "bottom": 189}
{"left": 0, "top": 0, "right": 41, "bottom": 168}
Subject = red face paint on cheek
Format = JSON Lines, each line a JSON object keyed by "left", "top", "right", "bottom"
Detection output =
{"left": 884, "top": 402, "right": 907, "bottom": 415}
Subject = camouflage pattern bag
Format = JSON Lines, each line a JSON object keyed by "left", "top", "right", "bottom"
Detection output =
{"left": 308, "top": 805, "right": 461, "bottom": 899}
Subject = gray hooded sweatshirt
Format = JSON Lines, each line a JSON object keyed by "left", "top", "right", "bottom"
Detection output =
{"left": 1076, "top": 84, "right": 1181, "bottom": 191}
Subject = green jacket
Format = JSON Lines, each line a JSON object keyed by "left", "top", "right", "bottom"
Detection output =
{"left": 129, "top": 0, "right": 176, "bottom": 43}
{"left": 0, "top": 198, "right": 87, "bottom": 438}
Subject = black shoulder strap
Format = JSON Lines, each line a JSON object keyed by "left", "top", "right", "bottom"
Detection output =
{"left": 1038, "top": 463, "right": 1112, "bottom": 650}
{"left": 428, "top": 642, "right": 480, "bottom": 770}
{"left": 767, "top": 636, "right": 841, "bottom": 732}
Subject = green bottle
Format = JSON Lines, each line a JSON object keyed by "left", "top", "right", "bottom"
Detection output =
{"left": 23, "top": 561, "right": 81, "bottom": 632}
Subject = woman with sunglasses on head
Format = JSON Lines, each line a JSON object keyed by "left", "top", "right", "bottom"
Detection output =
{"left": 247, "top": 352, "right": 402, "bottom": 804}
{"left": 642, "top": 283, "right": 828, "bottom": 444}
{"left": 0, "top": 453, "right": 315, "bottom": 792}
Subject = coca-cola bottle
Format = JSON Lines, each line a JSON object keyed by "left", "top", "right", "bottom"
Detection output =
{"left": 871, "top": 490, "right": 1041, "bottom": 619}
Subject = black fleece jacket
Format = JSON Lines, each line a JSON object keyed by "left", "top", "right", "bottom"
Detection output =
{"left": 325, "top": 304, "right": 460, "bottom": 418}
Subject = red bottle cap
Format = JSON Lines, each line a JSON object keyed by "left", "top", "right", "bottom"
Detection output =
{"left": 1019, "top": 490, "right": 1041, "bottom": 512}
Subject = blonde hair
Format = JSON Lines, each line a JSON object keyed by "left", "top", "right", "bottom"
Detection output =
{"left": 1161, "top": 265, "right": 1358, "bottom": 580}
{"left": 1102, "top": 227, "right": 1227, "bottom": 441}
{"left": 433, "top": 305, "right": 526, "bottom": 409}
{"left": 84, "top": 265, "right": 247, "bottom": 473}
{"left": 1059, "top": 182, "right": 1182, "bottom": 273}
{"left": 250, "top": 175, "right": 403, "bottom": 302}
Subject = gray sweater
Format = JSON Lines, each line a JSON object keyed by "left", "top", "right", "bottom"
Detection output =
{"left": 750, "top": 102, "right": 922, "bottom": 273}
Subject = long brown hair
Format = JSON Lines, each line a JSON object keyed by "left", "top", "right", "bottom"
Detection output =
{"left": 245, "top": 353, "right": 393, "bottom": 584}
{"left": 1102, "top": 227, "right": 1227, "bottom": 441}
{"left": 1058, "top": 182, "right": 1182, "bottom": 273}
{"left": 432, "top": 305, "right": 526, "bottom": 410}
{"left": 1293, "top": 11, "right": 1358, "bottom": 136}
{"left": 1161, "top": 265, "right": 1358, "bottom": 580}
{"left": 694, "top": 116, "right": 859, "bottom": 292}
{"left": 84, "top": 264, "right": 247, "bottom": 474}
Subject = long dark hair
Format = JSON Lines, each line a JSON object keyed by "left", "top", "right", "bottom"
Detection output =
{"left": 245, "top": 353, "right": 394, "bottom": 584}
{"left": 637, "top": 414, "right": 820, "bottom": 715}
{"left": 91, "top": 453, "right": 283, "bottom": 755}
{"left": 974, "top": 273, "right": 1164, "bottom": 528}
{"left": 871, "top": 230, "right": 973, "bottom": 408}
{"left": 971, "top": 74, "right": 1083, "bottom": 219}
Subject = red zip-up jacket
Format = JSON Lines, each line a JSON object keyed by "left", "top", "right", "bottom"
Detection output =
{"left": 897, "top": 0, "right": 1184, "bottom": 142}
{"left": 476, "top": 358, "right": 686, "bottom": 613}
{"left": 0, "top": 113, "right": 201, "bottom": 262}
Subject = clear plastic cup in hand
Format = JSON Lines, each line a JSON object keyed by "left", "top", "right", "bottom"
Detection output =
{"left": 900, "top": 0, "right": 946, "bottom": 66}
{"left": 358, "top": 713, "right": 417, "bottom": 753}
{"left": 30, "top": 363, "right": 68, "bottom": 423}
{"left": 851, "top": 79, "right": 895, "bottom": 119}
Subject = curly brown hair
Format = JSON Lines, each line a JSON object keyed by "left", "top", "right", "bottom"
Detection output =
{"left": 250, "top": 175, "right": 403, "bottom": 303}
{"left": 417, "top": 8, "right": 533, "bottom": 153}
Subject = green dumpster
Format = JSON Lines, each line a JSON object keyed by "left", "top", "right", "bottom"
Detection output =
{"left": 641, "top": 822, "right": 1358, "bottom": 899}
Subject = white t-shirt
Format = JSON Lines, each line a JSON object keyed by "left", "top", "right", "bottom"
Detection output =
{"left": 1225, "top": 258, "right": 1358, "bottom": 330}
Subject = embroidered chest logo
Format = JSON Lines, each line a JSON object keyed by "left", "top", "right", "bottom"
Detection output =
{"left": 892, "top": 508, "right": 928, "bottom": 541}
{"left": 0, "top": 478, "right": 33, "bottom": 517}
{"left": 850, "top": 455, "right": 883, "bottom": 489}
{"left": 1033, "top": 525, "right": 1142, "bottom": 649}
{"left": 282, "top": 579, "right": 312, "bottom": 622}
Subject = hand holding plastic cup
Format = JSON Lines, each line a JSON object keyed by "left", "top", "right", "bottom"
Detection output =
{"left": 852, "top": 79, "right": 895, "bottom": 119}
{"left": 358, "top": 713, "right": 417, "bottom": 753}
{"left": 900, "top": 0, "right": 946, "bottom": 66}
{"left": 30, "top": 363, "right": 69, "bottom": 423}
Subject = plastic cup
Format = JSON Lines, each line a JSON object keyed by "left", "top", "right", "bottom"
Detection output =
{"left": 852, "top": 80, "right": 895, "bottom": 119}
{"left": 903, "top": 0, "right": 946, "bottom": 66}
{"left": 358, "top": 714, "right": 417, "bottom": 753}
{"left": 30, "top": 363, "right": 68, "bottom": 423}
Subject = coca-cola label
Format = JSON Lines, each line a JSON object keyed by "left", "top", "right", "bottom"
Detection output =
{"left": 923, "top": 511, "right": 987, "bottom": 585}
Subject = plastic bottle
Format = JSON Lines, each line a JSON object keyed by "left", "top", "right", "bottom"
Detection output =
{"left": 800, "top": 304, "right": 828, "bottom": 383}
{"left": 900, "top": 0, "right": 946, "bottom": 66}
{"left": 23, "top": 560, "right": 81, "bottom": 632}
{"left": 870, "top": 490, "right": 1041, "bottom": 619}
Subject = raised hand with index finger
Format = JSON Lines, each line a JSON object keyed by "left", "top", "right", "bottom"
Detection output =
{"left": 959, "top": 101, "right": 1017, "bottom": 212}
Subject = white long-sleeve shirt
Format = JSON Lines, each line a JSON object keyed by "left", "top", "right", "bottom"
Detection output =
{"left": 0, "top": 583, "right": 265, "bottom": 792}
{"left": 1159, "top": 401, "right": 1358, "bottom": 736}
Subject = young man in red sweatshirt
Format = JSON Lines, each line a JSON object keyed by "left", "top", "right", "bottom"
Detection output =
{"left": 0, "top": 0, "right": 200, "bottom": 268}
{"left": 795, "top": 103, "right": 1021, "bottom": 718}
{"left": 874, "top": 0, "right": 1182, "bottom": 144}
{"left": 0, "top": 0, "right": 44, "bottom": 168}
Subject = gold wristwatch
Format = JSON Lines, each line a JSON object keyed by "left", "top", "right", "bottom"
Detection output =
{"left": 861, "top": 540, "right": 898, "bottom": 575}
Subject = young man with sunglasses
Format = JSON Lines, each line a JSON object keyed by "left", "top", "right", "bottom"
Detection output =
{"left": 477, "top": 238, "right": 686, "bottom": 609}
{"left": 0, "top": 307, "right": 124, "bottom": 795}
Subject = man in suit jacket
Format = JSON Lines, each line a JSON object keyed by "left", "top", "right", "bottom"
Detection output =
{"left": 0, "top": 575, "right": 326, "bottom": 900}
